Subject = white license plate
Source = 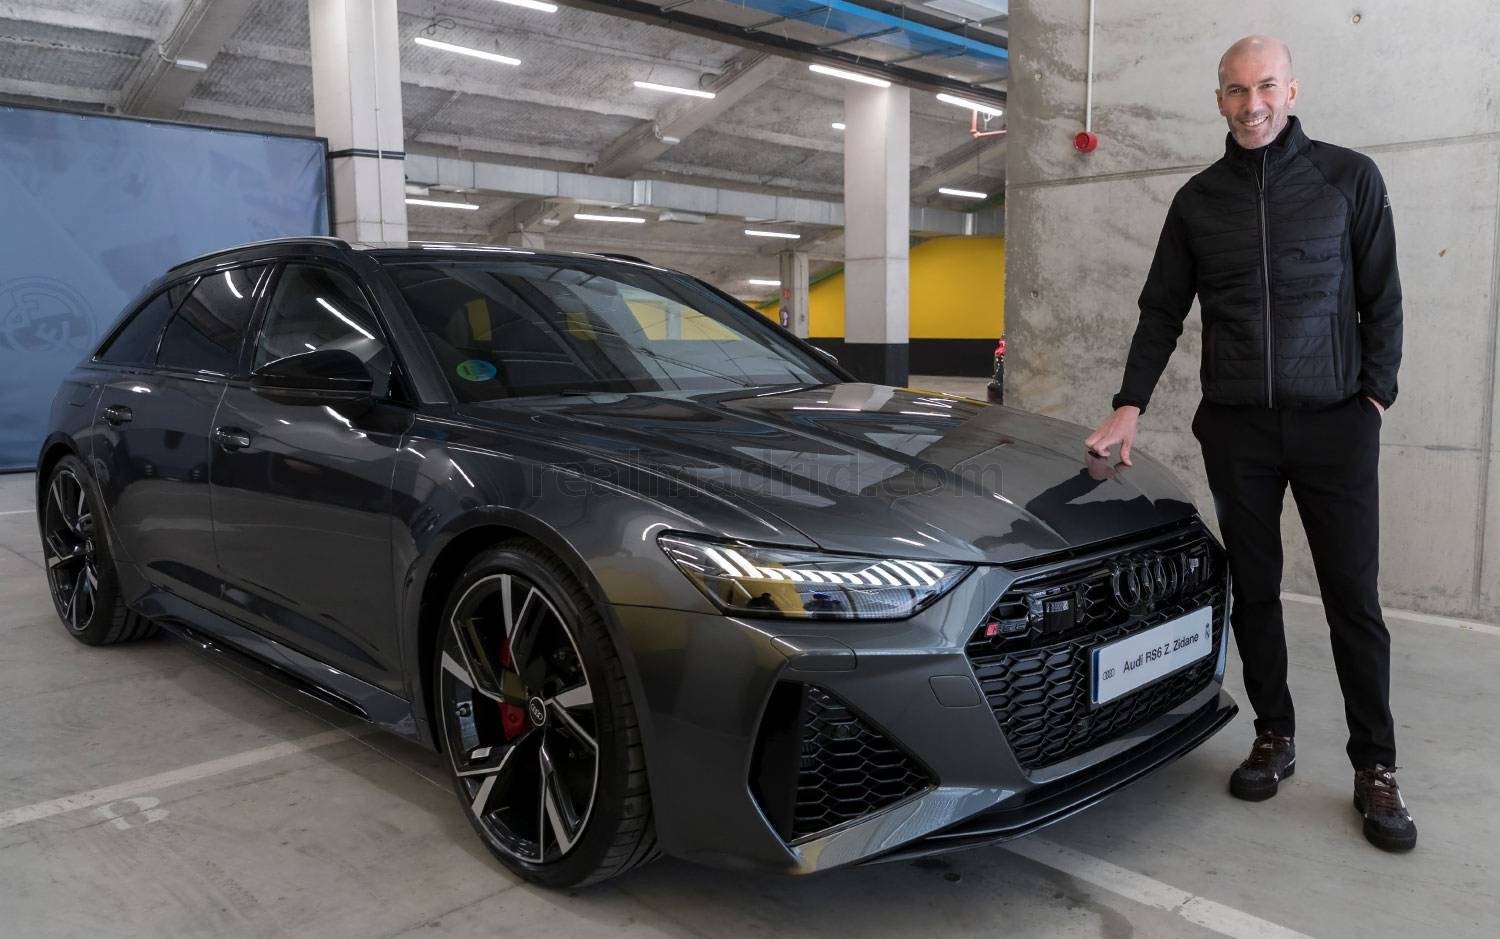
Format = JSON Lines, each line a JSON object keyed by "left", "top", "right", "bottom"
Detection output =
{"left": 1091, "top": 607, "right": 1214, "bottom": 705}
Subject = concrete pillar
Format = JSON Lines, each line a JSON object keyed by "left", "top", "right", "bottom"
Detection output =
{"left": 309, "top": 0, "right": 407, "bottom": 242}
{"left": 778, "top": 250, "right": 810, "bottom": 338}
{"left": 842, "top": 83, "right": 910, "bottom": 386}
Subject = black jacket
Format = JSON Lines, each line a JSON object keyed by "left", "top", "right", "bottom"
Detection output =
{"left": 1113, "top": 117, "right": 1403, "bottom": 413}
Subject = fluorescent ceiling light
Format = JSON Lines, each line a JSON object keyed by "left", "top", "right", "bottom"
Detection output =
{"left": 935, "top": 92, "right": 1004, "bottom": 117}
{"left": 747, "top": 279, "right": 781, "bottom": 286}
{"left": 406, "top": 197, "right": 480, "bottom": 210}
{"left": 633, "top": 80, "right": 715, "bottom": 99}
{"left": 831, "top": 122, "right": 846, "bottom": 130}
{"left": 575, "top": 212, "right": 646, "bottom": 224}
{"left": 487, "top": 0, "right": 558, "bottom": 11}
{"left": 414, "top": 36, "right": 520, "bottom": 66}
{"left": 744, "top": 229, "right": 800, "bottom": 239}
{"left": 172, "top": 58, "right": 209, "bottom": 72}
{"left": 316, "top": 297, "right": 375, "bottom": 341}
{"left": 938, "top": 187, "right": 988, "bottom": 199}
{"left": 808, "top": 64, "right": 890, "bottom": 88}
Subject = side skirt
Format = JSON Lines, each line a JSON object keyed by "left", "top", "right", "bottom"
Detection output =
{"left": 133, "top": 586, "right": 430, "bottom": 747}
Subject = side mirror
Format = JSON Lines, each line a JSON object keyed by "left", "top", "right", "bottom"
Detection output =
{"left": 251, "top": 348, "right": 373, "bottom": 401}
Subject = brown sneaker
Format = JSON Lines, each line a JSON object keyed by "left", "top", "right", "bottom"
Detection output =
{"left": 1354, "top": 765, "right": 1418, "bottom": 852}
{"left": 1229, "top": 732, "right": 1295, "bottom": 801}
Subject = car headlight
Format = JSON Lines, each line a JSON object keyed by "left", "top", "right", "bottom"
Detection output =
{"left": 658, "top": 533, "right": 973, "bottom": 620}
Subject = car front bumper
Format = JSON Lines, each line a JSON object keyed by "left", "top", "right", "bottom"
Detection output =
{"left": 610, "top": 520, "right": 1237, "bottom": 874}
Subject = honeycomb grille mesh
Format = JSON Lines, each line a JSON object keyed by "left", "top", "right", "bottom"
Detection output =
{"left": 791, "top": 686, "right": 930, "bottom": 840}
{"left": 967, "top": 529, "right": 1227, "bottom": 772}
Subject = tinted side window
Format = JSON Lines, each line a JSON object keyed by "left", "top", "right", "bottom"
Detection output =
{"left": 97, "top": 288, "right": 180, "bottom": 365}
{"left": 156, "top": 266, "right": 266, "bottom": 374}
{"left": 254, "top": 264, "right": 393, "bottom": 394}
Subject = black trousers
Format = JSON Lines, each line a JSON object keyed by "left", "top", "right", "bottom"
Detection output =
{"left": 1192, "top": 395, "right": 1396, "bottom": 768}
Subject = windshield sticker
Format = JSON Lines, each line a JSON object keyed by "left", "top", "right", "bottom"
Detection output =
{"left": 456, "top": 359, "right": 497, "bottom": 382}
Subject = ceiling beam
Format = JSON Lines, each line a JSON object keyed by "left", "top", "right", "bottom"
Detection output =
{"left": 0, "top": 4, "right": 158, "bottom": 41}
{"left": 179, "top": 98, "right": 314, "bottom": 130}
{"left": 592, "top": 51, "right": 786, "bottom": 177}
{"left": 118, "top": 0, "right": 258, "bottom": 119}
{"left": 553, "top": 0, "right": 1006, "bottom": 106}
{"left": 487, "top": 198, "right": 569, "bottom": 240}
{"left": 910, "top": 134, "right": 1006, "bottom": 197}
{"left": 219, "top": 40, "right": 663, "bottom": 122}
{"left": 0, "top": 78, "right": 115, "bottom": 106}
{"left": 757, "top": 227, "right": 843, "bottom": 258}
{"left": 406, "top": 153, "right": 1001, "bottom": 236}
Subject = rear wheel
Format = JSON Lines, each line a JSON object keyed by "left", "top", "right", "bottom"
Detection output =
{"left": 40, "top": 455, "right": 156, "bottom": 645}
{"left": 434, "top": 541, "right": 656, "bottom": 887}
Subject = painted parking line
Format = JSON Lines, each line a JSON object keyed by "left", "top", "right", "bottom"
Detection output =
{"left": 0, "top": 727, "right": 361, "bottom": 831}
{"left": 1006, "top": 837, "right": 1314, "bottom": 939}
{"left": 1282, "top": 591, "right": 1500, "bottom": 638}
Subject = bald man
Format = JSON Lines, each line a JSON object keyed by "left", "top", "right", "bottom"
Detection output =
{"left": 1085, "top": 36, "right": 1414, "bottom": 851}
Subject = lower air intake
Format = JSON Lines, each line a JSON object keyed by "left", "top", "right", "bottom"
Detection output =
{"left": 752, "top": 683, "right": 931, "bottom": 842}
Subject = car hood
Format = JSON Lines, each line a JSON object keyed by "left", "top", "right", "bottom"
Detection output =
{"left": 460, "top": 384, "right": 1199, "bottom": 565}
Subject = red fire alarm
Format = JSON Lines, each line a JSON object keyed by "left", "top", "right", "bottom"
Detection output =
{"left": 1074, "top": 131, "right": 1099, "bottom": 153}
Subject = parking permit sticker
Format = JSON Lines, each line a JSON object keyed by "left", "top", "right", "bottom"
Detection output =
{"left": 456, "top": 359, "right": 497, "bottom": 382}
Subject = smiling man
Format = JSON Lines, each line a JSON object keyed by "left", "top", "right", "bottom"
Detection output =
{"left": 1084, "top": 36, "right": 1413, "bottom": 851}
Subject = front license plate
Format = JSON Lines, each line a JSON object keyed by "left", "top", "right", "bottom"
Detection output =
{"left": 1091, "top": 607, "right": 1214, "bottom": 705}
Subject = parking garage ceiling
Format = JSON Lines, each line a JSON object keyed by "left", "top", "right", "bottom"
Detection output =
{"left": 0, "top": 0, "right": 1008, "bottom": 295}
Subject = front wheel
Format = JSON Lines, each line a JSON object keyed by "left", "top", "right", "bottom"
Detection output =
{"left": 434, "top": 541, "right": 656, "bottom": 887}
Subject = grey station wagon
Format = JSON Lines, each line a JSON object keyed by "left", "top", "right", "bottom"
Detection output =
{"left": 37, "top": 238, "right": 1236, "bottom": 887}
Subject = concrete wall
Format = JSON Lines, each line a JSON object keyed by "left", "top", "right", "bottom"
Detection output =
{"left": 1003, "top": 2, "right": 1500, "bottom": 620}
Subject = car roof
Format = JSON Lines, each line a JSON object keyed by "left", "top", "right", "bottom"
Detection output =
{"left": 165, "top": 237, "right": 669, "bottom": 278}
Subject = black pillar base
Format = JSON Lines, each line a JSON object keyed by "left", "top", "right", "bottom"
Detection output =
{"left": 836, "top": 342, "right": 909, "bottom": 386}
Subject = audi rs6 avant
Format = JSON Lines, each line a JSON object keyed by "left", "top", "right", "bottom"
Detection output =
{"left": 38, "top": 238, "right": 1237, "bottom": 887}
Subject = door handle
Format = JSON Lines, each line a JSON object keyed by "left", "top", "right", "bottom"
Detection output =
{"left": 100, "top": 405, "right": 133, "bottom": 426}
{"left": 213, "top": 426, "right": 252, "bottom": 451}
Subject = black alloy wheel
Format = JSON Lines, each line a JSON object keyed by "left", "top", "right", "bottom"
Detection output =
{"left": 40, "top": 455, "right": 156, "bottom": 645}
{"left": 436, "top": 541, "right": 656, "bottom": 887}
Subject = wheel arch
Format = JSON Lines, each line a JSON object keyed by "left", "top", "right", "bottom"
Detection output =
{"left": 34, "top": 434, "right": 86, "bottom": 541}
{"left": 406, "top": 511, "right": 656, "bottom": 773}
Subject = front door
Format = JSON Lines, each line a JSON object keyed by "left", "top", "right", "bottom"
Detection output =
{"left": 209, "top": 262, "right": 411, "bottom": 692}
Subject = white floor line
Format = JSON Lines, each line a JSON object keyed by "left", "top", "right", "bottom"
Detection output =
{"left": 1281, "top": 591, "right": 1500, "bottom": 637}
{"left": 0, "top": 727, "right": 361, "bottom": 831}
{"left": 1005, "top": 838, "right": 1314, "bottom": 939}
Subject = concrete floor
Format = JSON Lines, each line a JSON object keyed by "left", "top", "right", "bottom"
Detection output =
{"left": 3, "top": 403, "right": 1497, "bottom": 937}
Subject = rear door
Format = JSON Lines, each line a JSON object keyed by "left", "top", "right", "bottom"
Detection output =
{"left": 209, "top": 262, "right": 412, "bottom": 691}
{"left": 92, "top": 267, "right": 266, "bottom": 606}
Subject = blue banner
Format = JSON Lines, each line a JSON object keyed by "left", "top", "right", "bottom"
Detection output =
{"left": 0, "top": 106, "right": 329, "bottom": 470}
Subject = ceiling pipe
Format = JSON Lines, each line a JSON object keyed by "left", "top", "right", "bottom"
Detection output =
{"left": 404, "top": 152, "right": 1005, "bottom": 236}
{"left": 1074, "top": 0, "right": 1099, "bottom": 152}
{"left": 970, "top": 111, "right": 1006, "bottom": 139}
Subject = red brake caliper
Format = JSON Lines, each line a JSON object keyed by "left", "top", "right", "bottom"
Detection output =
{"left": 497, "top": 637, "right": 527, "bottom": 740}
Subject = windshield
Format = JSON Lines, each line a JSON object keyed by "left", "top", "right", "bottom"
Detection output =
{"left": 385, "top": 258, "right": 840, "bottom": 401}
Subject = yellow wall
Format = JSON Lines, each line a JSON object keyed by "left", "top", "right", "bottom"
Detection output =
{"left": 760, "top": 235, "right": 1005, "bottom": 339}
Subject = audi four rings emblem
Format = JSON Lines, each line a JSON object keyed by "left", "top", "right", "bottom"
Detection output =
{"left": 1109, "top": 549, "right": 1212, "bottom": 614}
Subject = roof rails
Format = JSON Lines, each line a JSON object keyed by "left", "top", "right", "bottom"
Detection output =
{"left": 594, "top": 252, "right": 652, "bottom": 265}
{"left": 166, "top": 236, "right": 351, "bottom": 273}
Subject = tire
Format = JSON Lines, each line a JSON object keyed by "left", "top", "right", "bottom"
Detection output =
{"left": 39, "top": 454, "right": 157, "bottom": 646}
{"left": 433, "top": 539, "right": 657, "bottom": 888}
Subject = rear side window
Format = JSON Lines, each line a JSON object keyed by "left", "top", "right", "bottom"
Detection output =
{"left": 96, "top": 287, "right": 181, "bottom": 365}
{"left": 156, "top": 266, "right": 266, "bottom": 374}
